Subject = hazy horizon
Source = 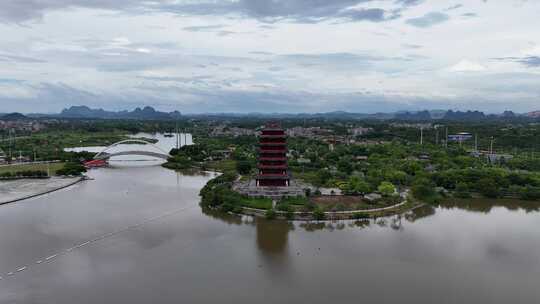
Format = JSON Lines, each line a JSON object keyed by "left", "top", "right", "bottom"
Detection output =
{"left": 2, "top": 105, "right": 537, "bottom": 116}
{"left": 1, "top": 1, "right": 539, "bottom": 113}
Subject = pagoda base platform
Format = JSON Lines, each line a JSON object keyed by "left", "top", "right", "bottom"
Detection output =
{"left": 233, "top": 178, "right": 306, "bottom": 199}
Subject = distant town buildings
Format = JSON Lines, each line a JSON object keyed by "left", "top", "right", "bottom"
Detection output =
{"left": 0, "top": 149, "right": 6, "bottom": 164}
{"left": 390, "top": 122, "right": 433, "bottom": 129}
{"left": 286, "top": 126, "right": 332, "bottom": 138}
{"left": 210, "top": 125, "right": 256, "bottom": 137}
{"left": 487, "top": 153, "right": 513, "bottom": 163}
{"left": 208, "top": 124, "right": 387, "bottom": 149}
{"left": 0, "top": 120, "right": 45, "bottom": 132}
{"left": 348, "top": 127, "right": 372, "bottom": 136}
{"left": 448, "top": 132, "right": 473, "bottom": 142}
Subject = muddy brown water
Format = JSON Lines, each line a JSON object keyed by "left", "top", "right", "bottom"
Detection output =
{"left": 1, "top": 165, "right": 539, "bottom": 303}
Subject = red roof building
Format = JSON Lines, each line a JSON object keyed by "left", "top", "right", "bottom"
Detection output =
{"left": 83, "top": 159, "right": 108, "bottom": 169}
{"left": 256, "top": 122, "right": 290, "bottom": 187}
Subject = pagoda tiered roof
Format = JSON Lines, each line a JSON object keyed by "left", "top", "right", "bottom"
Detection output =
{"left": 259, "top": 134, "right": 286, "bottom": 139}
{"left": 259, "top": 142, "right": 286, "bottom": 146}
{"left": 258, "top": 148, "right": 287, "bottom": 154}
{"left": 260, "top": 126, "right": 284, "bottom": 131}
{"left": 259, "top": 156, "right": 287, "bottom": 161}
{"left": 258, "top": 164, "right": 288, "bottom": 169}
{"left": 256, "top": 173, "right": 291, "bottom": 179}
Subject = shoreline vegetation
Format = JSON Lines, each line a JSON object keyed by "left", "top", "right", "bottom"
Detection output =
{"left": 162, "top": 131, "right": 540, "bottom": 221}
{"left": 197, "top": 171, "right": 539, "bottom": 220}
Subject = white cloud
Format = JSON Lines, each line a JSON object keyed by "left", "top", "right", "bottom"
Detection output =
{"left": 522, "top": 45, "right": 540, "bottom": 56}
{"left": 0, "top": 0, "right": 540, "bottom": 113}
{"left": 135, "top": 48, "right": 152, "bottom": 53}
{"left": 449, "top": 60, "right": 487, "bottom": 72}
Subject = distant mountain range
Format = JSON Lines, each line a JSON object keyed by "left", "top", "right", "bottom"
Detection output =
{"left": 58, "top": 106, "right": 181, "bottom": 120}
{"left": 387, "top": 110, "right": 538, "bottom": 121}
{"left": 3, "top": 106, "right": 540, "bottom": 121}
{"left": 394, "top": 110, "right": 432, "bottom": 121}
{"left": 1, "top": 113, "right": 29, "bottom": 120}
{"left": 192, "top": 109, "right": 539, "bottom": 121}
{"left": 527, "top": 111, "right": 540, "bottom": 118}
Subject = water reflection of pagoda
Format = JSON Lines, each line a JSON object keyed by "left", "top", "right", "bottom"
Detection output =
{"left": 256, "top": 122, "right": 290, "bottom": 187}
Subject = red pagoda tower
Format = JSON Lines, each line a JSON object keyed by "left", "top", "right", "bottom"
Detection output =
{"left": 257, "top": 122, "right": 290, "bottom": 187}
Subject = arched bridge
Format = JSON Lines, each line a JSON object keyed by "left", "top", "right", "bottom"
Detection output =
{"left": 93, "top": 139, "right": 171, "bottom": 160}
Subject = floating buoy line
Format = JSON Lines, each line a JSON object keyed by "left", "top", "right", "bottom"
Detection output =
{"left": 0, "top": 205, "right": 194, "bottom": 281}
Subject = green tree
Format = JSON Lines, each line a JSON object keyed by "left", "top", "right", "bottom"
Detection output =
{"left": 56, "top": 162, "right": 87, "bottom": 176}
{"left": 236, "top": 161, "right": 252, "bottom": 175}
{"left": 344, "top": 176, "right": 371, "bottom": 195}
{"left": 386, "top": 170, "right": 408, "bottom": 186}
{"left": 411, "top": 178, "right": 437, "bottom": 202}
{"left": 477, "top": 178, "right": 501, "bottom": 198}
{"left": 454, "top": 182, "right": 471, "bottom": 198}
{"left": 265, "top": 209, "right": 276, "bottom": 220}
{"left": 316, "top": 169, "right": 332, "bottom": 186}
{"left": 313, "top": 207, "right": 325, "bottom": 220}
{"left": 519, "top": 186, "right": 540, "bottom": 201}
{"left": 337, "top": 159, "right": 353, "bottom": 175}
{"left": 378, "top": 181, "right": 396, "bottom": 197}
{"left": 166, "top": 155, "right": 192, "bottom": 169}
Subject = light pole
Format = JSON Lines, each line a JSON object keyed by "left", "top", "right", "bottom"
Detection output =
{"left": 445, "top": 127, "right": 448, "bottom": 148}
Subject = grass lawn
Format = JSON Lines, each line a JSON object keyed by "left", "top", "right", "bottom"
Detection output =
{"left": 205, "top": 160, "right": 237, "bottom": 172}
{"left": 281, "top": 196, "right": 309, "bottom": 206}
{"left": 239, "top": 196, "right": 273, "bottom": 210}
{"left": 292, "top": 170, "right": 321, "bottom": 187}
{"left": 0, "top": 163, "right": 66, "bottom": 175}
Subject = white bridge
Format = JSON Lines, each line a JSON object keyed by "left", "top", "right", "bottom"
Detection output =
{"left": 93, "top": 139, "right": 171, "bottom": 160}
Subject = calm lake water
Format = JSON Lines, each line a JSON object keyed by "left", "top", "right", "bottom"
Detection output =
{"left": 1, "top": 149, "right": 540, "bottom": 302}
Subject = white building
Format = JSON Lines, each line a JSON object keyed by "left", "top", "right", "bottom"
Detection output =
{"left": 349, "top": 127, "right": 372, "bottom": 136}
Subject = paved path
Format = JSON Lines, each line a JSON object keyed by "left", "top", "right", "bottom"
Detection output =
{"left": 244, "top": 200, "right": 409, "bottom": 215}
{"left": 0, "top": 177, "right": 84, "bottom": 205}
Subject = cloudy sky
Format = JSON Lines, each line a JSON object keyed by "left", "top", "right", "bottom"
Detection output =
{"left": 0, "top": 0, "right": 539, "bottom": 113}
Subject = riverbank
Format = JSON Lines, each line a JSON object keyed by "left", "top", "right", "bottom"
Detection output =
{"left": 438, "top": 197, "right": 540, "bottom": 213}
{"left": 237, "top": 199, "right": 422, "bottom": 221}
{"left": 0, "top": 176, "right": 86, "bottom": 205}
